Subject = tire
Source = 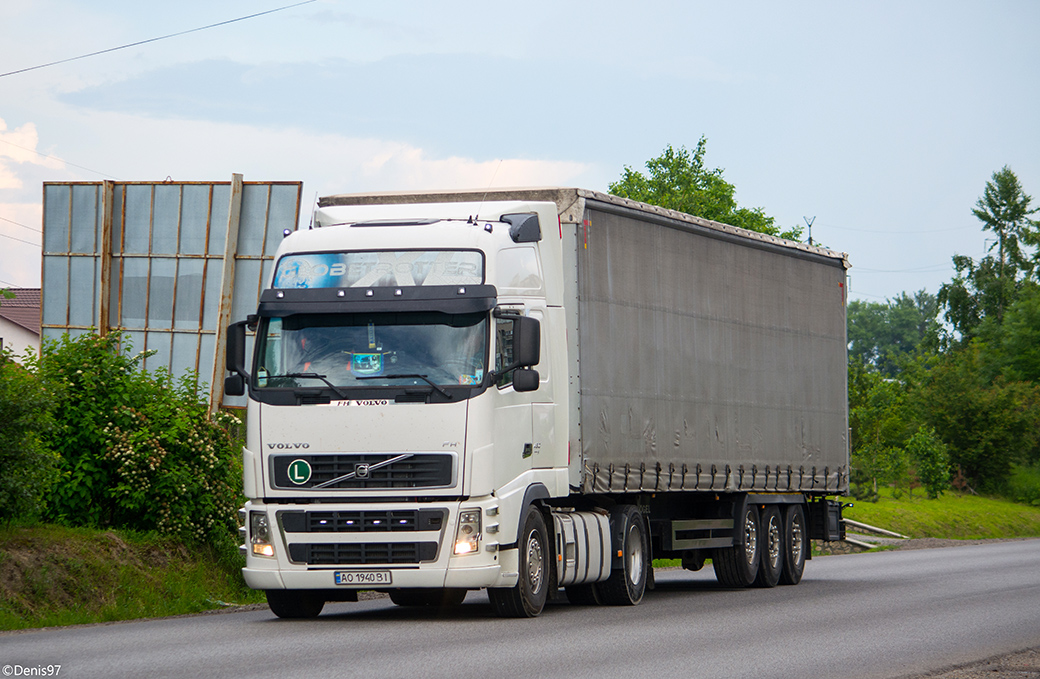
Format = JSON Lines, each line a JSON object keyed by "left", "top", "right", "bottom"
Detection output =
{"left": 754, "top": 505, "right": 782, "bottom": 588}
{"left": 597, "top": 505, "right": 649, "bottom": 606}
{"left": 388, "top": 588, "right": 467, "bottom": 608}
{"left": 488, "top": 505, "right": 550, "bottom": 618}
{"left": 266, "top": 589, "right": 325, "bottom": 619}
{"left": 712, "top": 502, "right": 761, "bottom": 588}
{"left": 779, "top": 504, "right": 807, "bottom": 586}
{"left": 565, "top": 583, "right": 602, "bottom": 606}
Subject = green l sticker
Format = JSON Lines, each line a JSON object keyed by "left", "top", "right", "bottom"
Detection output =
{"left": 288, "top": 459, "right": 312, "bottom": 485}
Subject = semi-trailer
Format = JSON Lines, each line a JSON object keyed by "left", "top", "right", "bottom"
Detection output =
{"left": 226, "top": 187, "right": 850, "bottom": 618}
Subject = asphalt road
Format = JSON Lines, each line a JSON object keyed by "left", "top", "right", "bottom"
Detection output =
{"left": 2, "top": 540, "right": 1038, "bottom": 679}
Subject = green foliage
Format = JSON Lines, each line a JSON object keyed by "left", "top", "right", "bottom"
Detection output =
{"left": 847, "top": 290, "right": 940, "bottom": 377}
{"left": 609, "top": 137, "right": 804, "bottom": 240}
{"left": 0, "top": 348, "right": 60, "bottom": 524}
{"left": 848, "top": 362, "right": 914, "bottom": 497}
{"left": 905, "top": 427, "right": 950, "bottom": 499}
{"left": 939, "top": 166, "right": 1039, "bottom": 342}
{"left": 1004, "top": 464, "right": 1040, "bottom": 507}
{"left": 31, "top": 332, "right": 243, "bottom": 549}
{"left": 972, "top": 165, "right": 1039, "bottom": 282}
{"left": 976, "top": 282, "right": 1040, "bottom": 385}
{"left": 908, "top": 345, "right": 1040, "bottom": 491}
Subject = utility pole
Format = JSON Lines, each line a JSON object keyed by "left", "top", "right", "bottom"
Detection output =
{"left": 804, "top": 216, "right": 815, "bottom": 246}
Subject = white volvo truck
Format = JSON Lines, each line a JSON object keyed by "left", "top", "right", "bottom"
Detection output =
{"left": 225, "top": 187, "right": 850, "bottom": 618}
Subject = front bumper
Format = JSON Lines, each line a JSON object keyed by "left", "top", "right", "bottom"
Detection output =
{"left": 241, "top": 499, "right": 517, "bottom": 591}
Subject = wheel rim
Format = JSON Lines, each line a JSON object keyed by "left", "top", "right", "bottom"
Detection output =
{"left": 744, "top": 510, "right": 758, "bottom": 566}
{"left": 626, "top": 523, "right": 644, "bottom": 585}
{"left": 790, "top": 514, "right": 804, "bottom": 564}
{"left": 767, "top": 514, "right": 781, "bottom": 568}
{"left": 526, "top": 531, "right": 544, "bottom": 593}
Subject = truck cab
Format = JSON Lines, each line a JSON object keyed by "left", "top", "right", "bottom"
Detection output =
{"left": 228, "top": 201, "right": 572, "bottom": 617}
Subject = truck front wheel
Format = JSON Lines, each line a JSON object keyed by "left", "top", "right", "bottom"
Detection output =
{"left": 266, "top": 589, "right": 325, "bottom": 619}
{"left": 598, "top": 505, "right": 649, "bottom": 605}
{"left": 488, "top": 505, "right": 550, "bottom": 618}
{"left": 712, "top": 502, "right": 761, "bottom": 588}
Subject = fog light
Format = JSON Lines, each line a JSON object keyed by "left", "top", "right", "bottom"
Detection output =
{"left": 454, "top": 509, "right": 481, "bottom": 555}
{"left": 251, "top": 511, "right": 275, "bottom": 558}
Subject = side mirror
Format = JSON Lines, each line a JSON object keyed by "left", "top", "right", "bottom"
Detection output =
{"left": 224, "top": 373, "right": 245, "bottom": 397}
{"left": 513, "top": 316, "right": 540, "bottom": 368}
{"left": 226, "top": 320, "right": 250, "bottom": 376}
{"left": 512, "top": 368, "right": 539, "bottom": 392}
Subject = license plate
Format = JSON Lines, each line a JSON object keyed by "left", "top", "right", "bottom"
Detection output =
{"left": 335, "top": 570, "right": 392, "bottom": 586}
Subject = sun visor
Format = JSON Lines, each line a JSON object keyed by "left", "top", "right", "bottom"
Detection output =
{"left": 257, "top": 284, "right": 497, "bottom": 316}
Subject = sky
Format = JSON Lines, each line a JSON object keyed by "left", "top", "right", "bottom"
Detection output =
{"left": 1, "top": 0, "right": 1038, "bottom": 304}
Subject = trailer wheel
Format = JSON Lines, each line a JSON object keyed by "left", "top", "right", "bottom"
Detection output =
{"left": 779, "top": 504, "right": 807, "bottom": 585}
{"left": 266, "top": 590, "right": 325, "bottom": 619}
{"left": 598, "top": 505, "right": 649, "bottom": 605}
{"left": 754, "top": 506, "right": 782, "bottom": 588}
{"left": 488, "top": 505, "right": 549, "bottom": 618}
{"left": 388, "top": 588, "right": 467, "bottom": 608}
{"left": 712, "top": 502, "right": 761, "bottom": 588}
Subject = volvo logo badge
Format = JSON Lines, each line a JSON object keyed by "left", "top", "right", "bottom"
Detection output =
{"left": 355, "top": 463, "right": 371, "bottom": 479}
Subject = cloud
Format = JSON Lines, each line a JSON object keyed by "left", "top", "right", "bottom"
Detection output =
{"left": 0, "top": 118, "right": 65, "bottom": 189}
{"left": 0, "top": 109, "right": 595, "bottom": 286}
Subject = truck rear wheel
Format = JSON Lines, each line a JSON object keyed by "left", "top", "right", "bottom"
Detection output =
{"left": 388, "top": 588, "right": 467, "bottom": 608}
{"left": 754, "top": 505, "right": 782, "bottom": 588}
{"left": 598, "top": 505, "right": 649, "bottom": 606}
{"left": 266, "top": 589, "right": 325, "bottom": 619}
{"left": 712, "top": 502, "right": 761, "bottom": 588}
{"left": 488, "top": 505, "right": 549, "bottom": 618}
{"left": 779, "top": 504, "right": 807, "bottom": 585}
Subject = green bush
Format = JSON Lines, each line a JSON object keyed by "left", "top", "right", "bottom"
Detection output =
{"left": 906, "top": 426, "right": 951, "bottom": 499}
{"left": 32, "top": 332, "right": 242, "bottom": 550}
{"left": 0, "top": 348, "right": 59, "bottom": 524}
{"left": 1005, "top": 464, "right": 1040, "bottom": 507}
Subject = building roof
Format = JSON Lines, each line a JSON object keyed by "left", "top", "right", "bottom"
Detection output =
{"left": 0, "top": 288, "right": 41, "bottom": 336}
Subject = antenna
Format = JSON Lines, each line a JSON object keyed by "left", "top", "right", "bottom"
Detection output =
{"left": 803, "top": 216, "right": 816, "bottom": 246}
{"left": 475, "top": 159, "right": 503, "bottom": 222}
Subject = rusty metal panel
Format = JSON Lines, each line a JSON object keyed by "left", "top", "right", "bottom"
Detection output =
{"left": 41, "top": 176, "right": 302, "bottom": 410}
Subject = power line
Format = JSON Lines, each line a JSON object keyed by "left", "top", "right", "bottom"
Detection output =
{"left": 0, "top": 137, "right": 117, "bottom": 179}
{"left": 825, "top": 224, "right": 977, "bottom": 235}
{"left": 0, "top": 215, "right": 41, "bottom": 233}
{"left": 0, "top": 0, "right": 317, "bottom": 79}
{"left": 0, "top": 232, "right": 41, "bottom": 248}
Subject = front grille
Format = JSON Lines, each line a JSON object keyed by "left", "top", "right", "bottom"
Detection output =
{"left": 271, "top": 453, "right": 455, "bottom": 490}
{"left": 280, "top": 509, "right": 446, "bottom": 533}
{"left": 288, "top": 542, "right": 438, "bottom": 565}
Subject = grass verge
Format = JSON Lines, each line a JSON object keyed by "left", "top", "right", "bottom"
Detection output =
{"left": 0, "top": 524, "right": 264, "bottom": 631}
{"left": 844, "top": 489, "right": 1040, "bottom": 539}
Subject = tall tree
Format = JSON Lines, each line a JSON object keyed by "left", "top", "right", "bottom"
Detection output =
{"left": 940, "top": 167, "right": 1039, "bottom": 340}
{"left": 973, "top": 166, "right": 1039, "bottom": 293}
{"left": 610, "top": 138, "right": 803, "bottom": 240}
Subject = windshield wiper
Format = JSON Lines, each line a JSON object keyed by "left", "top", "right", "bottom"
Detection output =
{"left": 356, "top": 373, "right": 452, "bottom": 400}
{"left": 274, "top": 372, "right": 349, "bottom": 400}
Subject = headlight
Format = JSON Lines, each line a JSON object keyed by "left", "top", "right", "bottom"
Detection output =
{"left": 250, "top": 511, "right": 275, "bottom": 557}
{"left": 454, "top": 509, "right": 482, "bottom": 555}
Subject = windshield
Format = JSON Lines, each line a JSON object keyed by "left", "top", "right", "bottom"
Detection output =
{"left": 254, "top": 311, "right": 487, "bottom": 390}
